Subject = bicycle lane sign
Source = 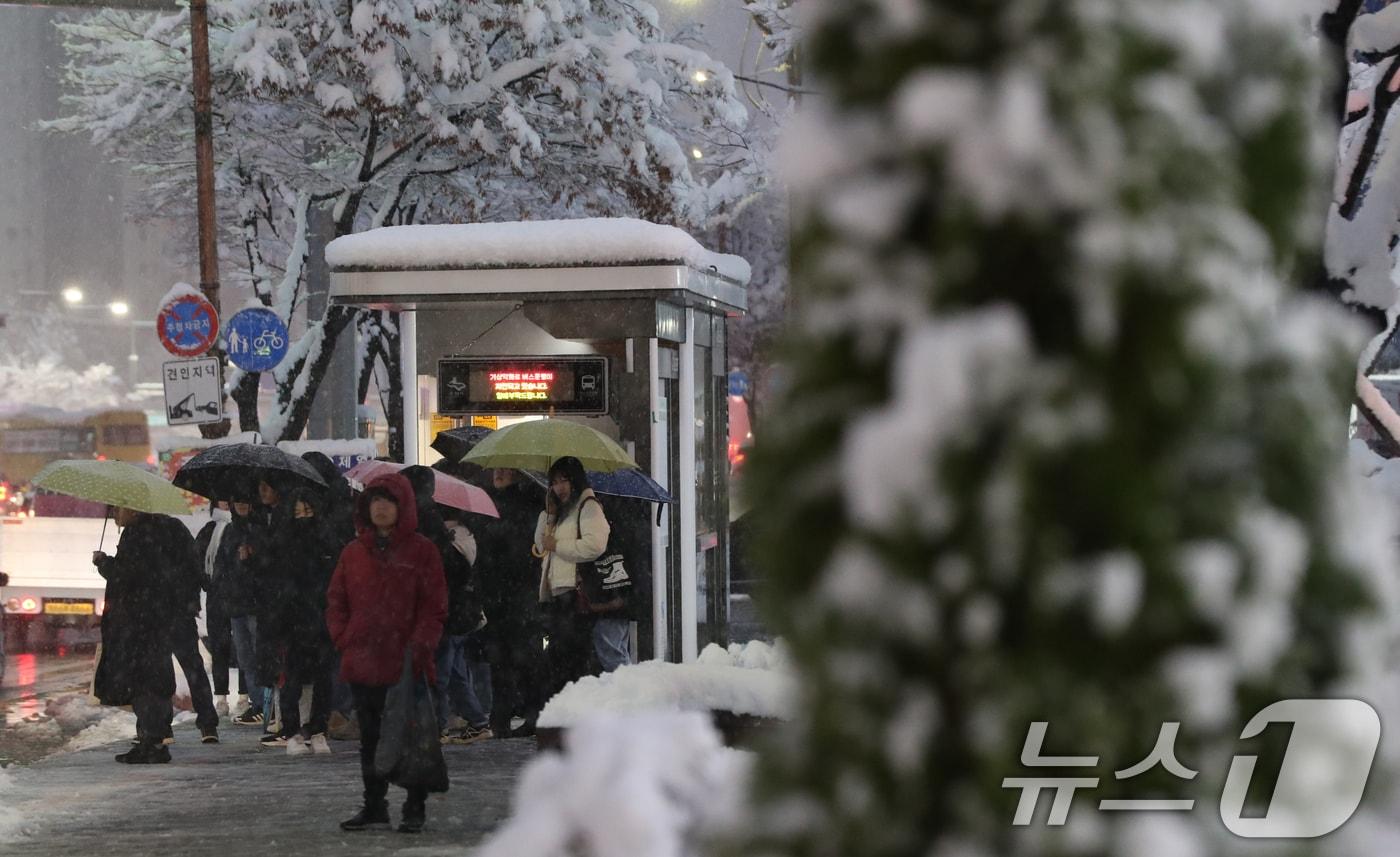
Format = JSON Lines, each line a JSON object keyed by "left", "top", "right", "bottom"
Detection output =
{"left": 225, "top": 307, "right": 289, "bottom": 372}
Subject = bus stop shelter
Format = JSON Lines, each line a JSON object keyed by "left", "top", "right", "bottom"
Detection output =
{"left": 327, "top": 218, "right": 749, "bottom": 663}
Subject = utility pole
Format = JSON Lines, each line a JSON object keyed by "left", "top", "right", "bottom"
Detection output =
{"left": 187, "top": 0, "right": 230, "bottom": 437}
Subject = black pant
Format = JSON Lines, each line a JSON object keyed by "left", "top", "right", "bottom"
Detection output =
{"left": 279, "top": 650, "right": 334, "bottom": 738}
{"left": 487, "top": 615, "right": 544, "bottom": 734}
{"left": 541, "top": 595, "right": 592, "bottom": 701}
{"left": 351, "top": 684, "right": 427, "bottom": 810}
{"left": 172, "top": 617, "right": 218, "bottom": 732}
{"left": 134, "top": 689, "right": 173, "bottom": 747}
{"left": 206, "top": 597, "right": 234, "bottom": 696}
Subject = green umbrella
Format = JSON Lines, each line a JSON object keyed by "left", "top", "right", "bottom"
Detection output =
{"left": 33, "top": 459, "right": 192, "bottom": 516}
{"left": 462, "top": 420, "right": 638, "bottom": 473}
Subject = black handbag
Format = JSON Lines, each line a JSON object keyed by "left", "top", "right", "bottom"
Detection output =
{"left": 575, "top": 497, "right": 634, "bottom": 613}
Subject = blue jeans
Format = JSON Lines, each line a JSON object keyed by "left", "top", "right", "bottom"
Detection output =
{"left": 230, "top": 616, "right": 269, "bottom": 714}
{"left": 592, "top": 617, "right": 631, "bottom": 672}
{"left": 435, "top": 634, "right": 492, "bottom": 729}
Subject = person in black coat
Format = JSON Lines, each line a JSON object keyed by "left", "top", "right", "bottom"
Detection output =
{"left": 248, "top": 473, "right": 295, "bottom": 731}
{"left": 302, "top": 452, "right": 356, "bottom": 550}
{"left": 477, "top": 468, "right": 547, "bottom": 737}
{"left": 92, "top": 506, "right": 198, "bottom": 763}
{"left": 402, "top": 465, "right": 490, "bottom": 739}
{"left": 224, "top": 489, "right": 271, "bottom": 725}
{"left": 301, "top": 452, "right": 360, "bottom": 730}
{"left": 264, "top": 488, "right": 340, "bottom": 750}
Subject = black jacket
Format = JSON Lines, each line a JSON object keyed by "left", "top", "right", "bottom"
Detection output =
{"left": 93, "top": 514, "right": 197, "bottom": 705}
{"left": 217, "top": 512, "right": 262, "bottom": 618}
{"left": 476, "top": 480, "right": 545, "bottom": 625}
{"left": 277, "top": 515, "right": 339, "bottom": 670}
{"left": 414, "top": 502, "right": 484, "bottom": 637}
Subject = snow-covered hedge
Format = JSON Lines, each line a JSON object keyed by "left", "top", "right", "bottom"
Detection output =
{"left": 537, "top": 641, "right": 793, "bottom": 728}
{"left": 474, "top": 712, "right": 751, "bottom": 857}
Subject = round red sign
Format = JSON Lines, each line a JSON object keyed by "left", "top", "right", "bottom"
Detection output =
{"left": 157, "top": 294, "right": 220, "bottom": 357}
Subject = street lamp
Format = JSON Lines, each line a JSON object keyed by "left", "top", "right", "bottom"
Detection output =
{"left": 61, "top": 286, "right": 84, "bottom": 305}
{"left": 108, "top": 300, "right": 130, "bottom": 317}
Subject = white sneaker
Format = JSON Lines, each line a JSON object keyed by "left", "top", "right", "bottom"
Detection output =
{"left": 286, "top": 735, "right": 311, "bottom": 756}
{"left": 215, "top": 696, "right": 230, "bottom": 718}
{"left": 309, "top": 734, "right": 332, "bottom": 755}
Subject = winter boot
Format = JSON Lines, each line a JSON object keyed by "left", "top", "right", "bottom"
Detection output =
{"left": 200, "top": 725, "right": 220, "bottom": 744}
{"left": 340, "top": 801, "right": 390, "bottom": 831}
{"left": 398, "top": 800, "right": 426, "bottom": 834}
{"left": 115, "top": 743, "right": 171, "bottom": 764}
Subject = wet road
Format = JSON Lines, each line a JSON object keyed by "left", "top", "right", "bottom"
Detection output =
{"left": 1, "top": 650, "right": 96, "bottom": 726}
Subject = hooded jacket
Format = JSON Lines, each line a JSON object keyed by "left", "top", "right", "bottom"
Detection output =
{"left": 325, "top": 473, "right": 447, "bottom": 686}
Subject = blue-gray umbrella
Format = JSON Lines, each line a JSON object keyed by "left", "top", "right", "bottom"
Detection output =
{"left": 523, "top": 467, "right": 673, "bottom": 504}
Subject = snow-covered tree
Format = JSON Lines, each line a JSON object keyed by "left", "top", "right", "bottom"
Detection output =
{"left": 49, "top": 0, "right": 758, "bottom": 447}
{"left": 744, "top": 3, "right": 1400, "bottom": 857}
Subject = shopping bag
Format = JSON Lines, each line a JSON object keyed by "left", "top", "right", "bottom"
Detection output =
{"left": 374, "top": 650, "right": 450, "bottom": 793}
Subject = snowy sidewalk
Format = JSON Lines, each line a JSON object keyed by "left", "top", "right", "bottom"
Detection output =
{"left": 1, "top": 721, "right": 534, "bottom": 855}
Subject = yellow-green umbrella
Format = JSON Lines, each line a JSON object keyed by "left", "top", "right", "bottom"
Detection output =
{"left": 462, "top": 420, "right": 638, "bottom": 473}
{"left": 33, "top": 459, "right": 192, "bottom": 516}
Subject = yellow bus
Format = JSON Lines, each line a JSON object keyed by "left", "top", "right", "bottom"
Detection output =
{"left": 0, "top": 409, "right": 151, "bottom": 485}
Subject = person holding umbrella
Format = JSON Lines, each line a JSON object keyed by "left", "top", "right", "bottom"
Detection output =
{"left": 30, "top": 459, "right": 201, "bottom": 762}
{"left": 92, "top": 505, "right": 200, "bottom": 764}
{"left": 533, "top": 456, "right": 610, "bottom": 698}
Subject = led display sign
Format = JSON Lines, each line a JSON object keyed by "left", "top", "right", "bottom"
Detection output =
{"left": 437, "top": 356, "right": 608, "bottom": 415}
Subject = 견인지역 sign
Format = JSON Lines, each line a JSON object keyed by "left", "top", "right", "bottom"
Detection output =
{"left": 437, "top": 356, "right": 608, "bottom": 415}
{"left": 225, "top": 307, "right": 289, "bottom": 372}
{"left": 163, "top": 357, "right": 224, "bottom": 426}
{"left": 157, "top": 292, "right": 219, "bottom": 357}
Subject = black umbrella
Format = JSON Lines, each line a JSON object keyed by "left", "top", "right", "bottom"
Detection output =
{"left": 173, "top": 442, "right": 327, "bottom": 501}
{"left": 430, "top": 426, "right": 494, "bottom": 462}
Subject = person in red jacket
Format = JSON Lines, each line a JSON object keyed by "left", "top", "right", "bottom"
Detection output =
{"left": 326, "top": 473, "right": 446, "bottom": 834}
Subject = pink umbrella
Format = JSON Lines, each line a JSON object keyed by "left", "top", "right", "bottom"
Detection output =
{"left": 344, "top": 460, "right": 499, "bottom": 518}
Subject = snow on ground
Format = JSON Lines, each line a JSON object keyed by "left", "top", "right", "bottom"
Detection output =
{"left": 324, "top": 217, "right": 753, "bottom": 284}
{"left": 0, "top": 764, "right": 23, "bottom": 838}
{"left": 538, "top": 640, "right": 793, "bottom": 728}
{"left": 473, "top": 712, "right": 752, "bottom": 857}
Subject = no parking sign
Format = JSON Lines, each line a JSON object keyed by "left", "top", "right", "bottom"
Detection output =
{"left": 157, "top": 292, "right": 219, "bottom": 357}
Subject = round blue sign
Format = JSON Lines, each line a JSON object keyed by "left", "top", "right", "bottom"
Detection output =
{"left": 727, "top": 370, "right": 750, "bottom": 398}
{"left": 225, "top": 308, "right": 289, "bottom": 372}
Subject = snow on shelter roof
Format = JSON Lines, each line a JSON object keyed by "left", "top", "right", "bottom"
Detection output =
{"left": 325, "top": 218, "right": 751, "bottom": 285}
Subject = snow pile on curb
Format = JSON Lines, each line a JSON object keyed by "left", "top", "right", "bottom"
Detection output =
{"left": 538, "top": 640, "right": 793, "bottom": 728}
{"left": 64, "top": 708, "right": 138, "bottom": 753}
{"left": 473, "top": 712, "right": 751, "bottom": 857}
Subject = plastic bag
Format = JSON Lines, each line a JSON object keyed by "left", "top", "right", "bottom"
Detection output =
{"left": 374, "top": 650, "right": 450, "bottom": 793}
